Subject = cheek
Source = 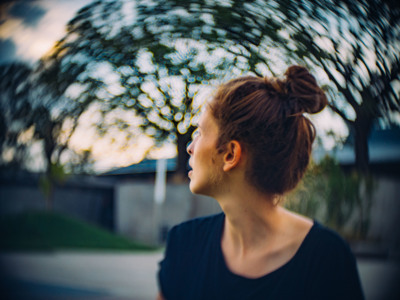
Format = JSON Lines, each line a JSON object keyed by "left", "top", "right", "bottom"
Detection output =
{"left": 209, "top": 166, "right": 223, "bottom": 185}
{"left": 210, "top": 151, "right": 224, "bottom": 172}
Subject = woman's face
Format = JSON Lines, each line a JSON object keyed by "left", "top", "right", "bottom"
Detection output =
{"left": 187, "top": 108, "right": 224, "bottom": 196}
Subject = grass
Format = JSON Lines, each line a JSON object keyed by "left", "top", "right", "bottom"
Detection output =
{"left": 0, "top": 211, "right": 156, "bottom": 252}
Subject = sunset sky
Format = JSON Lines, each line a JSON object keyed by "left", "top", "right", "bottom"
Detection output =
{"left": 0, "top": 1, "right": 92, "bottom": 64}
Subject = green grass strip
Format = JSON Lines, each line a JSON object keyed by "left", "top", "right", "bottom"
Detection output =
{"left": 0, "top": 211, "right": 156, "bottom": 252}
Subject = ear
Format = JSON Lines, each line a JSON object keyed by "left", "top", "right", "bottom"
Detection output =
{"left": 222, "top": 140, "right": 243, "bottom": 172}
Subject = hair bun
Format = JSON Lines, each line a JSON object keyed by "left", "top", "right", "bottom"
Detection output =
{"left": 284, "top": 65, "right": 327, "bottom": 114}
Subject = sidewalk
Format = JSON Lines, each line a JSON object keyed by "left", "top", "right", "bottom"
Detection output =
{"left": 0, "top": 251, "right": 399, "bottom": 300}
{"left": 0, "top": 251, "right": 164, "bottom": 300}
{"left": 357, "top": 257, "right": 400, "bottom": 300}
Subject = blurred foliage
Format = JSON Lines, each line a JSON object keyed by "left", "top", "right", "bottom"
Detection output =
{"left": 0, "top": 63, "right": 35, "bottom": 168}
{"left": 285, "top": 160, "right": 325, "bottom": 220}
{"left": 286, "top": 155, "right": 376, "bottom": 239}
{"left": 35, "top": 0, "right": 256, "bottom": 178}
{"left": 0, "top": 63, "right": 95, "bottom": 173}
{"left": 0, "top": 62, "right": 96, "bottom": 209}
{"left": 36, "top": 0, "right": 399, "bottom": 177}
{"left": 1, "top": 0, "right": 399, "bottom": 178}
{"left": 278, "top": 0, "right": 400, "bottom": 174}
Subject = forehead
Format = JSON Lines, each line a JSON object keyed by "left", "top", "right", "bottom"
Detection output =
{"left": 199, "top": 107, "right": 218, "bottom": 131}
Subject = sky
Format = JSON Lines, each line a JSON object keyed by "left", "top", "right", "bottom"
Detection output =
{"left": 0, "top": 0, "right": 92, "bottom": 64}
{"left": 0, "top": 0, "right": 170, "bottom": 172}
{"left": 0, "top": 0, "right": 349, "bottom": 172}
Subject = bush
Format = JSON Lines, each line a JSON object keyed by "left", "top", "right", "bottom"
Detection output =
{"left": 285, "top": 156, "right": 375, "bottom": 240}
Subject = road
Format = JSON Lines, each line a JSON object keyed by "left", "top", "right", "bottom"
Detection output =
{"left": 0, "top": 251, "right": 399, "bottom": 300}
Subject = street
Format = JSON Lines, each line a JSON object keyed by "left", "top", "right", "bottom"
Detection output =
{"left": 0, "top": 251, "right": 399, "bottom": 300}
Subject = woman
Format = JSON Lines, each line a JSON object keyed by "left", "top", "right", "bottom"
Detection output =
{"left": 157, "top": 66, "right": 364, "bottom": 299}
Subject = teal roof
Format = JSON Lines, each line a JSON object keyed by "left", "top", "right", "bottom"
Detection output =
{"left": 103, "top": 158, "right": 177, "bottom": 175}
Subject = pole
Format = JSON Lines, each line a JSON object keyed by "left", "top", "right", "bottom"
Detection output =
{"left": 153, "top": 158, "right": 167, "bottom": 244}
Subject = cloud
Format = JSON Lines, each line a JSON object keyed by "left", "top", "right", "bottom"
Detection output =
{"left": 8, "top": 1, "right": 46, "bottom": 27}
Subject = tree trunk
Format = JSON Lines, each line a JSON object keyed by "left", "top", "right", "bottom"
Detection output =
{"left": 44, "top": 140, "right": 55, "bottom": 210}
{"left": 353, "top": 114, "right": 372, "bottom": 175}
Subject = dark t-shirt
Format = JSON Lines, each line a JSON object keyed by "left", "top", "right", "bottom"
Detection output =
{"left": 158, "top": 213, "right": 364, "bottom": 300}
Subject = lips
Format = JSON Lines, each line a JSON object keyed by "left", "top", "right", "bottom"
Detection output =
{"left": 188, "top": 161, "right": 193, "bottom": 178}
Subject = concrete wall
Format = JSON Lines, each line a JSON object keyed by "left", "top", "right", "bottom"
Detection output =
{"left": 115, "top": 181, "right": 221, "bottom": 245}
{"left": 0, "top": 185, "right": 45, "bottom": 213}
{"left": 0, "top": 177, "right": 114, "bottom": 230}
{"left": 367, "top": 176, "right": 400, "bottom": 256}
{"left": 115, "top": 177, "right": 400, "bottom": 251}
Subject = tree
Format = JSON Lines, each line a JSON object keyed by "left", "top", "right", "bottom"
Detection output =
{"left": 0, "top": 63, "right": 34, "bottom": 169}
{"left": 286, "top": 155, "right": 374, "bottom": 238}
{"left": 35, "top": 1, "right": 255, "bottom": 179}
{"left": 115, "top": 40, "right": 237, "bottom": 177}
{"left": 38, "top": 0, "right": 399, "bottom": 177}
{"left": 278, "top": 0, "right": 400, "bottom": 174}
{"left": 0, "top": 62, "right": 94, "bottom": 208}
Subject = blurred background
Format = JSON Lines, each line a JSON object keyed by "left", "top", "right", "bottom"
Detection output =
{"left": 0, "top": 0, "right": 399, "bottom": 299}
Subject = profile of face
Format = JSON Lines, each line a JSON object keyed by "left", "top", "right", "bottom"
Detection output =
{"left": 187, "top": 107, "right": 225, "bottom": 196}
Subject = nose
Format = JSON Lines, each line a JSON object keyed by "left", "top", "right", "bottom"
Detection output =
{"left": 187, "top": 140, "right": 193, "bottom": 155}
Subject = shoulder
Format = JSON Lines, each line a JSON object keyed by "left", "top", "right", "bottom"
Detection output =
{"left": 309, "top": 221, "right": 353, "bottom": 256}
{"left": 159, "top": 213, "right": 225, "bottom": 298}
{"left": 167, "top": 213, "right": 224, "bottom": 249}
{"left": 302, "top": 222, "right": 365, "bottom": 299}
{"left": 302, "top": 221, "right": 359, "bottom": 276}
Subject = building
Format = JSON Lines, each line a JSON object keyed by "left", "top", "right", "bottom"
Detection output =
{"left": 102, "top": 158, "right": 221, "bottom": 245}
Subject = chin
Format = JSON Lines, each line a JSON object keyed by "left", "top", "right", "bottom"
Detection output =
{"left": 189, "top": 181, "right": 213, "bottom": 197}
{"left": 189, "top": 181, "right": 200, "bottom": 195}
{"left": 189, "top": 180, "right": 204, "bottom": 195}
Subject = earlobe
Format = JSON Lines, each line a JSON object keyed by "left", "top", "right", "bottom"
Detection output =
{"left": 223, "top": 141, "right": 242, "bottom": 172}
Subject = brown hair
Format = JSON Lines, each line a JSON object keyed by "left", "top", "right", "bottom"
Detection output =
{"left": 209, "top": 65, "right": 327, "bottom": 195}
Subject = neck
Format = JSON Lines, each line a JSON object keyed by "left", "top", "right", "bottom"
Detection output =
{"left": 216, "top": 182, "right": 287, "bottom": 253}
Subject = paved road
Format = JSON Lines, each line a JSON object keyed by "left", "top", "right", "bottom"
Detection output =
{"left": 0, "top": 251, "right": 399, "bottom": 300}
{"left": 0, "top": 251, "right": 163, "bottom": 300}
{"left": 357, "top": 257, "right": 400, "bottom": 300}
